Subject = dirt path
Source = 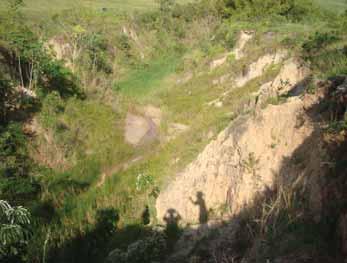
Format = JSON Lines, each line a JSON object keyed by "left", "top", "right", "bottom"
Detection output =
{"left": 96, "top": 156, "right": 143, "bottom": 188}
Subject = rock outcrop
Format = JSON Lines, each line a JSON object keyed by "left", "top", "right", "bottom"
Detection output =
{"left": 156, "top": 59, "right": 312, "bottom": 224}
{"left": 234, "top": 30, "right": 255, "bottom": 60}
{"left": 157, "top": 97, "right": 315, "bottom": 224}
{"left": 251, "top": 58, "right": 309, "bottom": 107}
{"left": 234, "top": 50, "right": 287, "bottom": 88}
{"left": 209, "top": 30, "right": 255, "bottom": 71}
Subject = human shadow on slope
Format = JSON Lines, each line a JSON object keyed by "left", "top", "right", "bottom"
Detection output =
{"left": 163, "top": 208, "right": 183, "bottom": 251}
{"left": 46, "top": 78, "right": 347, "bottom": 263}
{"left": 190, "top": 191, "right": 208, "bottom": 224}
{"left": 181, "top": 78, "right": 347, "bottom": 263}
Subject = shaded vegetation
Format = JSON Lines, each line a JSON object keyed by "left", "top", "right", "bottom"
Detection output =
{"left": 0, "top": 0, "right": 347, "bottom": 262}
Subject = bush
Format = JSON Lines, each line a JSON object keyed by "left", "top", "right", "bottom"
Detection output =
{"left": 0, "top": 79, "right": 15, "bottom": 125}
{"left": 0, "top": 123, "right": 27, "bottom": 177}
{"left": 221, "top": 0, "right": 316, "bottom": 22}
{"left": 214, "top": 23, "right": 237, "bottom": 49}
{"left": 84, "top": 33, "right": 113, "bottom": 74}
{"left": 157, "top": 0, "right": 176, "bottom": 14}
{"left": 106, "top": 231, "right": 167, "bottom": 263}
{"left": 39, "top": 91, "right": 64, "bottom": 129}
{"left": 0, "top": 200, "right": 31, "bottom": 262}
{"left": 0, "top": 123, "right": 38, "bottom": 201}
{"left": 115, "top": 33, "right": 132, "bottom": 54}
{"left": 302, "top": 30, "right": 347, "bottom": 77}
{"left": 302, "top": 31, "right": 340, "bottom": 56}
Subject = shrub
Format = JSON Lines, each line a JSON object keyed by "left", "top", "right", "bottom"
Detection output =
{"left": 302, "top": 31, "right": 347, "bottom": 77}
{"left": 157, "top": 0, "right": 176, "bottom": 14}
{"left": 221, "top": 0, "right": 316, "bottom": 22}
{"left": 302, "top": 31, "right": 340, "bottom": 56}
{"left": 0, "top": 79, "right": 15, "bottom": 125}
{"left": 214, "top": 23, "right": 237, "bottom": 49}
{"left": 0, "top": 200, "right": 31, "bottom": 262}
{"left": 115, "top": 33, "right": 132, "bottom": 54}
{"left": 0, "top": 123, "right": 28, "bottom": 178}
{"left": 106, "top": 231, "right": 167, "bottom": 263}
{"left": 84, "top": 33, "right": 113, "bottom": 74}
{"left": 39, "top": 91, "right": 64, "bottom": 129}
{"left": 0, "top": 123, "right": 38, "bottom": 201}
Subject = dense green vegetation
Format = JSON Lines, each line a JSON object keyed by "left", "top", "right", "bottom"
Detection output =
{"left": 0, "top": 200, "right": 31, "bottom": 262}
{"left": 1, "top": 0, "right": 347, "bottom": 262}
{"left": 315, "top": 0, "right": 347, "bottom": 12}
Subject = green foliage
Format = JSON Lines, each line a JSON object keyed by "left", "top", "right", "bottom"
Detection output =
{"left": 6, "top": 0, "right": 24, "bottom": 10}
{"left": 0, "top": 2, "right": 81, "bottom": 98}
{"left": 0, "top": 80, "right": 15, "bottom": 124}
{"left": 106, "top": 231, "right": 167, "bottom": 263}
{"left": 135, "top": 173, "right": 154, "bottom": 192}
{"left": 40, "top": 59, "right": 81, "bottom": 98}
{"left": 0, "top": 0, "right": 343, "bottom": 262}
{"left": 157, "top": 0, "right": 176, "bottom": 13}
{"left": 0, "top": 123, "right": 38, "bottom": 202}
{"left": 214, "top": 22, "right": 237, "bottom": 49}
{"left": 314, "top": 0, "right": 347, "bottom": 13}
{"left": 221, "top": 0, "right": 317, "bottom": 21}
{"left": 2, "top": 0, "right": 24, "bottom": 22}
{"left": 39, "top": 91, "right": 64, "bottom": 129}
{"left": 327, "top": 110, "right": 347, "bottom": 133}
{"left": 50, "top": 11, "right": 115, "bottom": 90}
{"left": 115, "top": 55, "right": 180, "bottom": 97}
{"left": 302, "top": 31, "right": 340, "bottom": 55}
{"left": 302, "top": 29, "right": 347, "bottom": 77}
{"left": 95, "top": 208, "right": 120, "bottom": 236}
{"left": 115, "top": 34, "right": 132, "bottom": 55}
{"left": 0, "top": 123, "right": 28, "bottom": 177}
{"left": 84, "top": 33, "right": 113, "bottom": 74}
{"left": 0, "top": 200, "right": 31, "bottom": 262}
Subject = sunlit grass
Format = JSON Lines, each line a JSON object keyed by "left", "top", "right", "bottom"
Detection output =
{"left": 0, "top": 0, "right": 191, "bottom": 21}
{"left": 116, "top": 55, "right": 181, "bottom": 98}
{"left": 314, "top": 0, "right": 347, "bottom": 12}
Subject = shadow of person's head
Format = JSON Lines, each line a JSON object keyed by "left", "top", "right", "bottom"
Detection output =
{"left": 196, "top": 191, "right": 204, "bottom": 200}
{"left": 163, "top": 208, "right": 181, "bottom": 226}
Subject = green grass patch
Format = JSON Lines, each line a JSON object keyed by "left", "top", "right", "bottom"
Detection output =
{"left": 115, "top": 55, "right": 181, "bottom": 98}
{"left": 314, "top": 0, "right": 347, "bottom": 13}
{"left": 0, "top": 0, "right": 192, "bottom": 20}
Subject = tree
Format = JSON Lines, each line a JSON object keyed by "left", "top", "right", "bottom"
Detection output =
{"left": 0, "top": 200, "right": 31, "bottom": 262}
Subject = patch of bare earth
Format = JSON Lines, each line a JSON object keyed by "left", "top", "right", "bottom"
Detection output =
{"left": 156, "top": 54, "right": 323, "bottom": 261}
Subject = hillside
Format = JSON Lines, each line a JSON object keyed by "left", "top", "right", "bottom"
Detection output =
{"left": 14, "top": 0, "right": 347, "bottom": 17}
{"left": 0, "top": 0, "right": 192, "bottom": 21}
{"left": 1, "top": 0, "right": 347, "bottom": 263}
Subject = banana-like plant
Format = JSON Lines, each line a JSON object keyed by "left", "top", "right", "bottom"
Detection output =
{"left": 0, "top": 200, "right": 31, "bottom": 258}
